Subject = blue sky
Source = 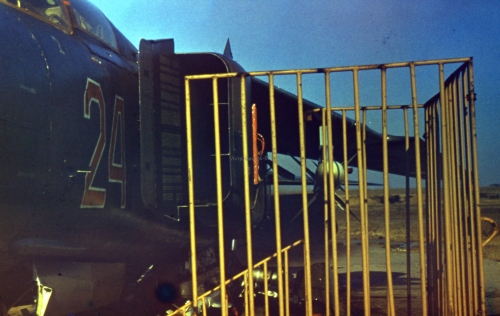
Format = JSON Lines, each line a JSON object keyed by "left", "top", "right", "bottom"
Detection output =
{"left": 91, "top": 0, "right": 500, "bottom": 186}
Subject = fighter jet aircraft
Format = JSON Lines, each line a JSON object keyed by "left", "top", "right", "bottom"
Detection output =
{"left": 0, "top": 0, "right": 424, "bottom": 315}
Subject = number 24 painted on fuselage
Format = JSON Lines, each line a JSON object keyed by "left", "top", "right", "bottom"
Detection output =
{"left": 80, "top": 78, "right": 126, "bottom": 209}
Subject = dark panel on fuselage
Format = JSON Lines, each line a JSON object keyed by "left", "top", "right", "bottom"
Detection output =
{"left": 139, "top": 40, "right": 253, "bottom": 227}
{"left": 140, "top": 39, "right": 188, "bottom": 219}
{"left": 0, "top": 4, "right": 52, "bottom": 200}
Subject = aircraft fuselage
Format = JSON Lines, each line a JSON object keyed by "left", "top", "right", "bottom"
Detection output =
{"left": 0, "top": 1, "right": 200, "bottom": 313}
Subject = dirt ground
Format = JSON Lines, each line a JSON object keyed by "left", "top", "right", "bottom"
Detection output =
{"left": 246, "top": 186, "right": 500, "bottom": 316}
{"left": 323, "top": 186, "right": 500, "bottom": 315}
{"left": 477, "top": 186, "right": 500, "bottom": 261}
{"left": 333, "top": 186, "right": 500, "bottom": 262}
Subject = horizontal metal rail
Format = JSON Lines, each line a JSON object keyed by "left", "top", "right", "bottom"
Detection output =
{"left": 168, "top": 240, "right": 303, "bottom": 316}
{"left": 184, "top": 57, "right": 472, "bottom": 81}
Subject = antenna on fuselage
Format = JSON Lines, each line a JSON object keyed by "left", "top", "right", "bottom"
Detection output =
{"left": 223, "top": 38, "right": 233, "bottom": 59}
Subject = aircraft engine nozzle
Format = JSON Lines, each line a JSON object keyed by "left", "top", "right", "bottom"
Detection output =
{"left": 315, "top": 161, "right": 345, "bottom": 190}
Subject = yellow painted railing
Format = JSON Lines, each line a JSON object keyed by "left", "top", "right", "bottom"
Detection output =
{"left": 173, "top": 58, "right": 484, "bottom": 316}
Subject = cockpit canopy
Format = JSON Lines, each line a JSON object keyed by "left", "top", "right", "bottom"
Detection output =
{"left": 1, "top": 0, "right": 133, "bottom": 54}
{"left": 68, "top": 0, "right": 117, "bottom": 48}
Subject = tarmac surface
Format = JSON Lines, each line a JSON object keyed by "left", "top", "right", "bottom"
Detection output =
{"left": 6, "top": 240, "right": 500, "bottom": 315}
{"left": 246, "top": 238, "right": 500, "bottom": 316}
{"left": 340, "top": 240, "right": 500, "bottom": 316}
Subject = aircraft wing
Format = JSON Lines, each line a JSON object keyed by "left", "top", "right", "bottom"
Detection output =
{"left": 250, "top": 77, "right": 425, "bottom": 178}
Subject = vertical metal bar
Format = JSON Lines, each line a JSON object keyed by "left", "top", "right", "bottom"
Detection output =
{"left": 467, "top": 61, "right": 486, "bottom": 315}
{"left": 453, "top": 76, "right": 463, "bottom": 316}
{"left": 352, "top": 69, "right": 371, "bottom": 316}
{"left": 341, "top": 109, "right": 352, "bottom": 316}
{"left": 381, "top": 67, "right": 395, "bottom": 316}
{"left": 285, "top": 250, "right": 291, "bottom": 316}
{"left": 244, "top": 272, "right": 249, "bottom": 316}
{"left": 361, "top": 107, "right": 368, "bottom": 224}
{"left": 435, "top": 96, "right": 444, "bottom": 316}
{"left": 240, "top": 74, "right": 255, "bottom": 315}
{"left": 459, "top": 70, "right": 473, "bottom": 316}
{"left": 456, "top": 70, "right": 471, "bottom": 316}
{"left": 444, "top": 77, "right": 460, "bottom": 315}
{"left": 361, "top": 107, "right": 372, "bottom": 312}
{"left": 184, "top": 77, "right": 199, "bottom": 315}
{"left": 268, "top": 74, "right": 285, "bottom": 316}
{"left": 463, "top": 65, "right": 479, "bottom": 315}
{"left": 459, "top": 68, "right": 474, "bottom": 316}
{"left": 424, "top": 103, "right": 434, "bottom": 315}
{"left": 434, "top": 97, "right": 442, "bottom": 316}
{"left": 424, "top": 99, "right": 437, "bottom": 316}
{"left": 361, "top": 105, "right": 370, "bottom": 311}
{"left": 453, "top": 76, "right": 464, "bottom": 316}
{"left": 212, "top": 77, "right": 227, "bottom": 315}
{"left": 325, "top": 71, "right": 340, "bottom": 316}
{"left": 297, "top": 72, "right": 313, "bottom": 316}
{"left": 439, "top": 62, "right": 454, "bottom": 315}
{"left": 445, "top": 84, "right": 457, "bottom": 314}
{"left": 403, "top": 106, "right": 412, "bottom": 316}
{"left": 201, "top": 297, "right": 208, "bottom": 315}
{"left": 427, "top": 98, "right": 440, "bottom": 316}
{"left": 264, "top": 261, "right": 269, "bottom": 316}
{"left": 409, "top": 63, "right": 428, "bottom": 315}
{"left": 252, "top": 105, "right": 259, "bottom": 185}
{"left": 321, "top": 109, "right": 331, "bottom": 316}
{"left": 457, "top": 76, "right": 466, "bottom": 316}
{"left": 463, "top": 63, "right": 481, "bottom": 315}
{"left": 452, "top": 74, "right": 467, "bottom": 316}
{"left": 361, "top": 108, "right": 369, "bottom": 234}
